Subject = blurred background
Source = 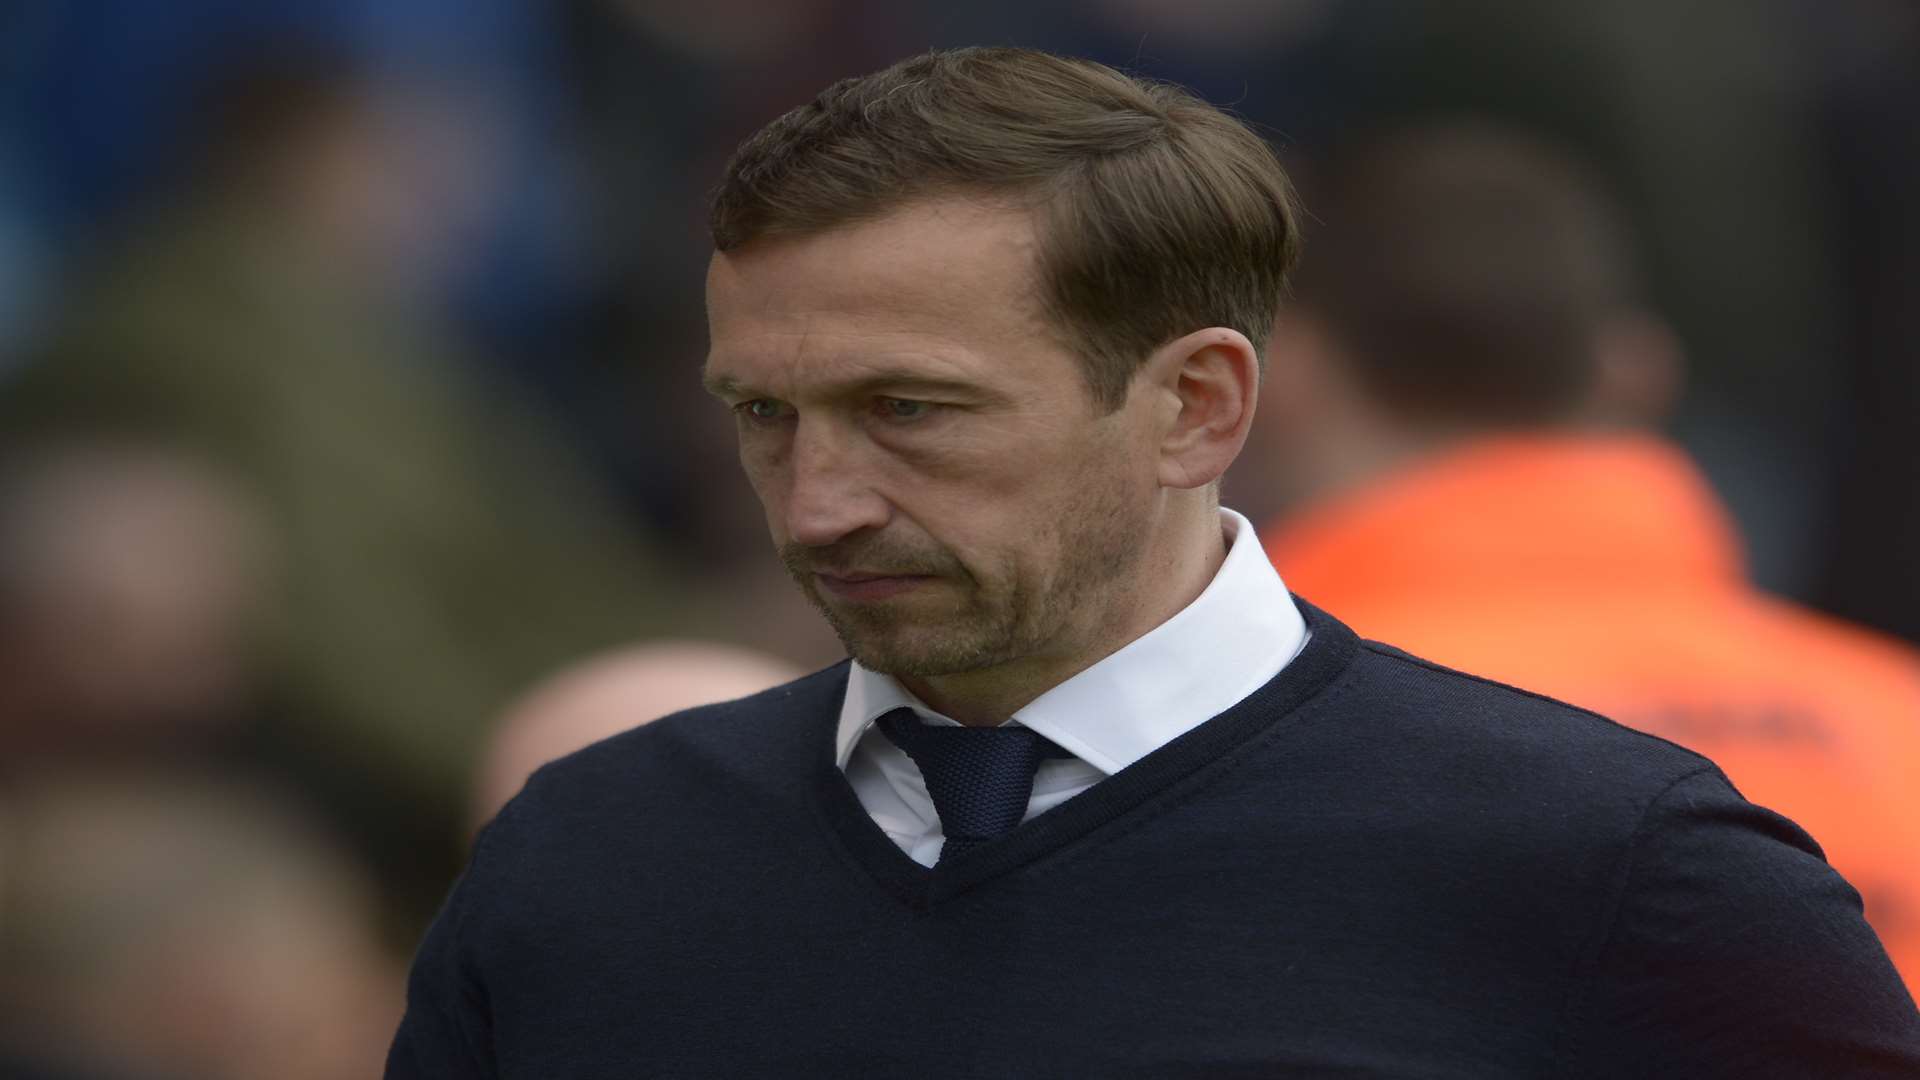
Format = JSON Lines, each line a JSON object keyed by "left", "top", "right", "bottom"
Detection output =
{"left": 0, "top": 1, "right": 1914, "bottom": 1075}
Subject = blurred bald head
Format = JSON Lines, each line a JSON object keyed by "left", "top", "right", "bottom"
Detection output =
{"left": 473, "top": 641, "right": 805, "bottom": 826}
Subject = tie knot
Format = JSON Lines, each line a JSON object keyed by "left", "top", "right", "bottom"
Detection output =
{"left": 877, "top": 708, "right": 1063, "bottom": 863}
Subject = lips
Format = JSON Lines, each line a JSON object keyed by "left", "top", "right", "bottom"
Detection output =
{"left": 813, "top": 571, "right": 933, "bottom": 602}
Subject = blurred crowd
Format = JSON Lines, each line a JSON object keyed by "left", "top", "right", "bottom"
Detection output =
{"left": 0, "top": 0, "right": 1915, "bottom": 1075}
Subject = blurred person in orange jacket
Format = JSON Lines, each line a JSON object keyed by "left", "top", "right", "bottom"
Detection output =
{"left": 1240, "top": 122, "right": 1920, "bottom": 989}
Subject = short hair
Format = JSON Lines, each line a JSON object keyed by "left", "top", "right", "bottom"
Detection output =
{"left": 1291, "top": 123, "right": 1643, "bottom": 426}
{"left": 709, "top": 47, "right": 1302, "bottom": 411}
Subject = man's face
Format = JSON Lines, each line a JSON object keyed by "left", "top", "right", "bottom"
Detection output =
{"left": 704, "top": 198, "right": 1167, "bottom": 682}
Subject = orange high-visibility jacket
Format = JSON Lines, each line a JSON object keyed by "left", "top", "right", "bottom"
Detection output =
{"left": 1264, "top": 435, "right": 1920, "bottom": 991}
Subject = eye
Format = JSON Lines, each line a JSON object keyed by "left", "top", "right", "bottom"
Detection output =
{"left": 733, "top": 399, "right": 792, "bottom": 424}
{"left": 877, "top": 397, "right": 934, "bottom": 422}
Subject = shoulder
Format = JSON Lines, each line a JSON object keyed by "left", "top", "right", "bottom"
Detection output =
{"left": 486, "top": 660, "right": 850, "bottom": 836}
{"left": 1325, "top": 641, "right": 1920, "bottom": 1067}
{"left": 443, "top": 661, "right": 850, "bottom": 937}
{"left": 1268, "top": 602, "right": 1718, "bottom": 839}
{"left": 1338, "top": 638, "right": 1719, "bottom": 791}
{"left": 1286, "top": 635, "right": 1751, "bottom": 891}
{"left": 1549, "top": 765, "right": 1920, "bottom": 1072}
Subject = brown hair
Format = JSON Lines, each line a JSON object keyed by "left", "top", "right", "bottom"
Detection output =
{"left": 1291, "top": 123, "right": 1643, "bottom": 425}
{"left": 709, "top": 47, "right": 1301, "bottom": 411}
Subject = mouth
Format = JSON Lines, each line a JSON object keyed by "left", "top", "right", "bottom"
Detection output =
{"left": 813, "top": 571, "right": 935, "bottom": 603}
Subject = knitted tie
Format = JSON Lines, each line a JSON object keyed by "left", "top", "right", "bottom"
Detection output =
{"left": 877, "top": 707, "right": 1067, "bottom": 865}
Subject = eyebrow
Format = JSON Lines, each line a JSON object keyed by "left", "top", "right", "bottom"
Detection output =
{"left": 701, "top": 367, "right": 1006, "bottom": 406}
{"left": 701, "top": 370, "right": 748, "bottom": 398}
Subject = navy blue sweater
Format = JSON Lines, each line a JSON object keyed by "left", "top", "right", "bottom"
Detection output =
{"left": 390, "top": 603, "right": 1920, "bottom": 1077}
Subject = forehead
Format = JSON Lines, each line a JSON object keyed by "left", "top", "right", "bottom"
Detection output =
{"left": 704, "top": 198, "right": 1070, "bottom": 396}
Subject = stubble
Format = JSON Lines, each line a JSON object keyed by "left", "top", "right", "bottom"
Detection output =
{"left": 779, "top": 463, "right": 1149, "bottom": 679}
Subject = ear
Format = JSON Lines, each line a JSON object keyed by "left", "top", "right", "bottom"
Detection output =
{"left": 1143, "top": 327, "right": 1261, "bottom": 491}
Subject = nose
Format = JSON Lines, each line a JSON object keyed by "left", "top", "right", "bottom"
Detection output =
{"left": 781, "top": 418, "right": 891, "bottom": 548}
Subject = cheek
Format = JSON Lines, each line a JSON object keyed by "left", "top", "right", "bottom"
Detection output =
{"left": 872, "top": 412, "right": 1130, "bottom": 558}
{"left": 904, "top": 456, "right": 1073, "bottom": 572}
{"left": 736, "top": 448, "right": 791, "bottom": 535}
{"left": 1044, "top": 424, "right": 1157, "bottom": 528}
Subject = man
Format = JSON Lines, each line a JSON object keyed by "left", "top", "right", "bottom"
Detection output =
{"left": 389, "top": 49, "right": 1920, "bottom": 1076}
{"left": 1244, "top": 123, "right": 1920, "bottom": 992}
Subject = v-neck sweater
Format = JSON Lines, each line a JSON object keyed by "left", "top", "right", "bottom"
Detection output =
{"left": 836, "top": 508, "right": 1310, "bottom": 868}
{"left": 389, "top": 602, "right": 1920, "bottom": 1078}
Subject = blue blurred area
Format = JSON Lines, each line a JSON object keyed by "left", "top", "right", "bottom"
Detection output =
{"left": 5, "top": 0, "right": 589, "bottom": 386}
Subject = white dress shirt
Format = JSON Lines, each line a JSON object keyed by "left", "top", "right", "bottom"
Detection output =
{"left": 836, "top": 508, "right": 1308, "bottom": 866}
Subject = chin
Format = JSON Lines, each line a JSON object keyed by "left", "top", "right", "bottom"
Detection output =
{"left": 842, "top": 628, "right": 1008, "bottom": 679}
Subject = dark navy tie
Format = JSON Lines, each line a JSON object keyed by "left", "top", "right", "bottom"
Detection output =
{"left": 877, "top": 707, "right": 1068, "bottom": 865}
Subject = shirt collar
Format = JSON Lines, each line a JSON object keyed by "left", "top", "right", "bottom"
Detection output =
{"left": 833, "top": 508, "right": 1307, "bottom": 773}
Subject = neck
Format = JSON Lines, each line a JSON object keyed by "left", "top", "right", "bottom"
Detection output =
{"left": 900, "top": 499, "right": 1229, "bottom": 727}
